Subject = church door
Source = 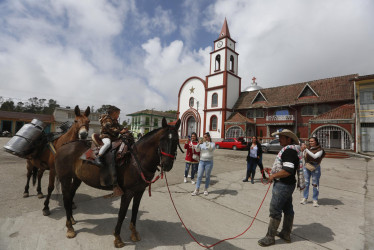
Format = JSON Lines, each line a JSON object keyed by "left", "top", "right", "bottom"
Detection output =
{"left": 187, "top": 116, "right": 196, "bottom": 137}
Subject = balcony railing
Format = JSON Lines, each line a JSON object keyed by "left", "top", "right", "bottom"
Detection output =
{"left": 266, "top": 115, "right": 295, "bottom": 121}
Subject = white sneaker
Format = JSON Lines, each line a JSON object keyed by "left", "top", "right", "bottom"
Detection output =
{"left": 191, "top": 180, "right": 195, "bottom": 184}
{"left": 204, "top": 190, "right": 209, "bottom": 196}
{"left": 313, "top": 200, "right": 319, "bottom": 207}
{"left": 188, "top": 175, "right": 191, "bottom": 178}
{"left": 191, "top": 189, "right": 199, "bottom": 196}
{"left": 300, "top": 198, "right": 307, "bottom": 205}
{"left": 184, "top": 177, "right": 187, "bottom": 183}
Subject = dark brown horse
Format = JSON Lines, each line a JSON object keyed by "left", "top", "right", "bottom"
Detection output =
{"left": 55, "top": 118, "right": 181, "bottom": 248}
{"left": 23, "top": 105, "right": 90, "bottom": 216}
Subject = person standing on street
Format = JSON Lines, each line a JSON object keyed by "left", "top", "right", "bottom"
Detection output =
{"left": 191, "top": 132, "right": 215, "bottom": 196}
{"left": 301, "top": 136, "right": 325, "bottom": 207}
{"left": 183, "top": 132, "right": 200, "bottom": 184}
{"left": 243, "top": 136, "right": 262, "bottom": 184}
{"left": 258, "top": 129, "right": 301, "bottom": 247}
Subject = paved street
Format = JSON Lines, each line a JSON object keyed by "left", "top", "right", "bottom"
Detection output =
{"left": 0, "top": 137, "right": 373, "bottom": 250}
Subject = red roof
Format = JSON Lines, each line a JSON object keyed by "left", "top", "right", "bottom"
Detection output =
{"left": 310, "top": 104, "right": 355, "bottom": 121}
{"left": 225, "top": 112, "right": 254, "bottom": 123}
{"left": 0, "top": 111, "right": 54, "bottom": 123}
{"left": 234, "top": 74, "right": 357, "bottom": 109}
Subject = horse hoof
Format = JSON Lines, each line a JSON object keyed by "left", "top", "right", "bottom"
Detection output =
{"left": 72, "top": 203, "right": 77, "bottom": 210}
{"left": 130, "top": 232, "right": 141, "bottom": 242}
{"left": 37, "top": 193, "right": 44, "bottom": 199}
{"left": 43, "top": 209, "right": 51, "bottom": 216}
{"left": 114, "top": 239, "right": 125, "bottom": 248}
{"left": 66, "top": 230, "right": 76, "bottom": 238}
{"left": 23, "top": 193, "right": 29, "bottom": 198}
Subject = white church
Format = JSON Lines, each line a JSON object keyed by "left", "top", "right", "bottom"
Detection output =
{"left": 177, "top": 18, "right": 241, "bottom": 139}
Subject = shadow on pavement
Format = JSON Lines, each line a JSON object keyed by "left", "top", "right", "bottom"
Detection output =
{"left": 75, "top": 211, "right": 244, "bottom": 250}
{"left": 292, "top": 222, "right": 335, "bottom": 244}
{"left": 317, "top": 198, "right": 344, "bottom": 206}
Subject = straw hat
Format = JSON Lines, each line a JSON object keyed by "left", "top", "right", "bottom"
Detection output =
{"left": 271, "top": 129, "right": 299, "bottom": 145}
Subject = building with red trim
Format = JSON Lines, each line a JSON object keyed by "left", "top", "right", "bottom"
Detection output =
{"left": 177, "top": 19, "right": 360, "bottom": 150}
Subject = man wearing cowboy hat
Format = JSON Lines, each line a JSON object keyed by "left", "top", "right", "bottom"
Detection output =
{"left": 258, "top": 129, "right": 300, "bottom": 247}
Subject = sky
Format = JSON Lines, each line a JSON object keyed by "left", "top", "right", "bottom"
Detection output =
{"left": 0, "top": 0, "right": 373, "bottom": 122}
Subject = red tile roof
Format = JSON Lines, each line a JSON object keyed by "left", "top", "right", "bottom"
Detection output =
{"left": 310, "top": 104, "right": 355, "bottom": 121}
{"left": 234, "top": 74, "right": 357, "bottom": 109}
{"left": 0, "top": 111, "right": 54, "bottom": 123}
{"left": 225, "top": 112, "right": 254, "bottom": 123}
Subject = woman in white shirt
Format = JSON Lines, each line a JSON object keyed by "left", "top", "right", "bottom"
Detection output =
{"left": 191, "top": 132, "right": 215, "bottom": 196}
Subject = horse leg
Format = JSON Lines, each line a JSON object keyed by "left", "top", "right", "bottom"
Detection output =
{"left": 23, "top": 162, "right": 34, "bottom": 198}
{"left": 69, "top": 177, "right": 82, "bottom": 225}
{"left": 42, "top": 169, "right": 55, "bottom": 216}
{"left": 129, "top": 192, "right": 144, "bottom": 242}
{"left": 36, "top": 169, "right": 45, "bottom": 199}
{"left": 113, "top": 192, "right": 133, "bottom": 248}
{"left": 61, "top": 177, "right": 76, "bottom": 238}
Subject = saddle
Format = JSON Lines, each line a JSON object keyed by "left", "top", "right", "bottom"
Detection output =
{"left": 80, "top": 133, "right": 132, "bottom": 186}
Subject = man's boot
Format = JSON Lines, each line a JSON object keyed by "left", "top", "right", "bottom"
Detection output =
{"left": 258, "top": 217, "right": 281, "bottom": 247}
{"left": 277, "top": 214, "right": 294, "bottom": 243}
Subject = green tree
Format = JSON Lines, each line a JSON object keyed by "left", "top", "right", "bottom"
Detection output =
{"left": 0, "top": 100, "right": 15, "bottom": 111}
{"left": 42, "top": 99, "right": 60, "bottom": 114}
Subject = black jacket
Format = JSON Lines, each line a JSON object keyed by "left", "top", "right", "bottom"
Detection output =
{"left": 246, "top": 141, "right": 263, "bottom": 161}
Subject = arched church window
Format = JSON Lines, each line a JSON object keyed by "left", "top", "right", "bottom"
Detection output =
{"left": 212, "top": 93, "right": 218, "bottom": 107}
{"left": 210, "top": 116, "right": 218, "bottom": 131}
{"left": 230, "top": 55, "right": 234, "bottom": 72}
{"left": 215, "top": 55, "right": 221, "bottom": 71}
{"left": 189, "top": 97, "right": 194, "bottom": 107}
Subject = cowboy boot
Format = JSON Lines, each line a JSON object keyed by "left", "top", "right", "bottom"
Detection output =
{"left": 277, "top": 214, "right": 294, "bottom": 243}
{"left": 258, "top": 217, "right": 281, "bottom": 247}
{"left": 94, "top": 155, "right": 104, "bottom": 167}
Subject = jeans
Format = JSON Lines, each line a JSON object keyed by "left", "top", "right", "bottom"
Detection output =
{"left": 196, "top": 160, "right": 213, "bottom": 190}
{"left": 245, "top": 157, "right": 258, "bottom": 180}
{"left": 185, "top": 163, "right": 198, "bottom": 179}
{"left": 303, "top": 164, "right": 321, "bottom": 201}
{"left": 269, "top": 181, "right": 296, "bottom": 220}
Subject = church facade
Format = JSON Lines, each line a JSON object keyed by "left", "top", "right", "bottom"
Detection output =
{"left": 177, "top": 19, "right": 358, "bottom": 150}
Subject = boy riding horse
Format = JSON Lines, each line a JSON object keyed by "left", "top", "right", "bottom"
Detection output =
{"left": 95, "top": 105, "right": 128, "bottom": 197}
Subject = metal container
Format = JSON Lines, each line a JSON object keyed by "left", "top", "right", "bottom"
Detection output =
{"left": 3, "top": 119, "right": 46, "bottom": 157}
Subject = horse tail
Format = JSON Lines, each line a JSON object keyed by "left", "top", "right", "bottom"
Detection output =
{"left": 32, "top": 166, "right": 38, "bottom": 186}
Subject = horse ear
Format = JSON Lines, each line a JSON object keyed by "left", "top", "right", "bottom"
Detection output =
{"left": 175, "top": 119, "right": 181, "bottom": 130}
{"left": 162, "top": 117, "right": 167, "bottom": 128}
{"left": 84, "top": 106, "right": 90, "bottom": 117}
{"left": 74, "top": 105, "right": 81, "bottom": 116}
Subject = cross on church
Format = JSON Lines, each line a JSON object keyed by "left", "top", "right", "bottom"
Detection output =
{"left": 252, "top": 77, "right": 256, "bottom": 83}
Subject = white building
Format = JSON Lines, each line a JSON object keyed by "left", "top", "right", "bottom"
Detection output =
{"left": 177, "top": 19, "right": 241, "bottom": 140}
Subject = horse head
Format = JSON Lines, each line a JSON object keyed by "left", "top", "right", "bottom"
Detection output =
{"left": 158, "top": 117, "right": 181, "bottom": 172}
{"left": 74, "top": 105, "right": 90, "bottom": 140}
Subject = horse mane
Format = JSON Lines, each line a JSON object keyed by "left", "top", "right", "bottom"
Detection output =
{"left": 136, "top": 127, "right": 163, "bottom": 144}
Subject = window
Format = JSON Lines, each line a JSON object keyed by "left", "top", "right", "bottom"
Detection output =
{"left": 360, "top": 90, "right": 374, "bottom": 104}
{"left": 153, "top": 118, "right": 158, "bottom": 127}
{"left": 226, "top": 126, "right": 244, "bottom": 138}
{"left": 212, "top": 93, "right": 218, "bottom": 107}
{"left": 300, "top": 87, "right": 315, "bottom": 97}
{"left": 317, "top": 104, "right": 331, "bottom": 115}
{"left": 145, "top": 117, "right": 150, "bottom": 125}
{"left": 253, "top": 93, "right": 265, "bottom": 103}
{"left": 229, "top": 55, "right": 234, "bottom": 72}
{"left": 247, "top": 110, "right": 254, "bottom": 118}
{"left": 256, "top": 109, "right": 264, "bottom": 118}
{"left": 68, "top": 112, "right": 74, "bottom": 119}
{"left": 210, "top": 116, "right": 217, "bottom": 130}
{"left": 215, "top": 55, "right": 221, "bottom": 71}
{"left": 275, "top": 109, "right": 289, "bottom": 116}
{"left": 301, "top": 105, "right": 314, "bottom": 116}
{"left": 247, "top": 109, "right": 263, "bottom": 118}
{"left": 189, "top": 97, "right": 194, "bottom": 107}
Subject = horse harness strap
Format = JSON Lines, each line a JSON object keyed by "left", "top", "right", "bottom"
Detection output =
{"left": 47, "top": 142, "right": 57, "bottom": 155}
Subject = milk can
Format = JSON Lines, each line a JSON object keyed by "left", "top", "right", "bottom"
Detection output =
{"left": 3, "top": 119, "right": 46, "bottom": 157}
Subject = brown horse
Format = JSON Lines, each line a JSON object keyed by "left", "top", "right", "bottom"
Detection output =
{"left": 23, "top": 105, "right": 90, "bottom": 216}
{"left": 55, "top": 118, "right": 181, "bottom": 248}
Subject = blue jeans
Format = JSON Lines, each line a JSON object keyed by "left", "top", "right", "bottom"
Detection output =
{"left": 303, "top": 164, "right": 321, "bottom": 201}
{"left": 196, "top": 160, "right": 213, "bottom": 190}
{"left": 245, "top": 157, "right": 258, "bottom": 180}
{"left": 185, "top": 163, "right": 198, "bottom": 179}
{"left": 269, "top": 181, "right": 296, "bottom": 220}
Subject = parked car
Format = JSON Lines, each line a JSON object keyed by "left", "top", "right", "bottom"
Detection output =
{"left": 215, "top": 137, "right": 247, "bottom": 150}
{"left": 262, "top": 138, "right": 304, "bottom": 153}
